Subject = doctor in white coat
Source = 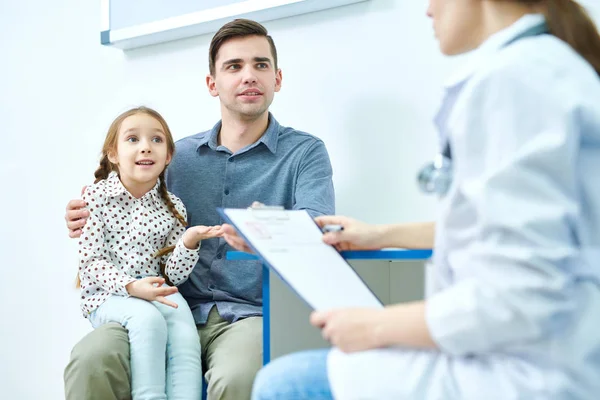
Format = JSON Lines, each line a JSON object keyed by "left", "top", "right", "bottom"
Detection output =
{"left": 224, "top": 0, "right": 600, "bottom": 399}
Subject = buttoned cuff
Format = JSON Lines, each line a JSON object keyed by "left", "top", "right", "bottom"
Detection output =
{"left": 177, "top": 237, "right": 202, "bottom": 254}
{"left": 116, "top": 276, "right": 137, "bottom": 297}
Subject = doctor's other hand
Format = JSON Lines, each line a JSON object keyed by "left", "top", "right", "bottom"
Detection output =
{"left": 310, "top": 308, "right": 385, "bottom": 353}
{"left": 315, "top": 215, "right": 385, "bottom": 251}
{"left": 222, "top": 224, "right": 254, "bottom": 254}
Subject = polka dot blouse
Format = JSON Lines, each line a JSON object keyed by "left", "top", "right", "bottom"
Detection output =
{"left": 78, "top": 171, "right": 200, "bottom": 318}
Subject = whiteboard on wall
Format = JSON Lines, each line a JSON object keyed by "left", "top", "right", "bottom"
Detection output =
{"left": 100, "top": 0, "right": 370, "bottom": 50}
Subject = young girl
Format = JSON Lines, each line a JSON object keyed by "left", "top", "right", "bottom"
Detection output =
{"left": 236, "top": 0, "right": 600, "bottom": 399}
{"left": 78, "top": 106, "right": 222, "bottom": 400}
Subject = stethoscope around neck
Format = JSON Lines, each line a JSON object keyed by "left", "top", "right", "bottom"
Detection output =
{"left": 417, "top": 143, "right": 452, "bottom": 196}
{"left": 415, "top": 22, "right": 549, "bottom": 197}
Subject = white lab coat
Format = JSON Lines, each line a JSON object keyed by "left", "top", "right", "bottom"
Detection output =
{"left": 328, "top": 14, "right": 600, "bottom": 400}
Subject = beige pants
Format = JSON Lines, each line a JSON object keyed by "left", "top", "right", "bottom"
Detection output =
{"left": 64, "top": 306, "right": 263, "bottom": 400}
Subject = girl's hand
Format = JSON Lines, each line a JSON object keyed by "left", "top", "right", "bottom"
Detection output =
{"left": 182, "top": 225, "right": 224, "bottom": 249}
{"left": 126, "top": 277, "right": 179, "bottom": 308}
{"left": 314, "top": 216, "right": 386, "bottom": 251}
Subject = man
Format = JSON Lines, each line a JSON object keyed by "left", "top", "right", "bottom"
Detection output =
{"left": 64, "top": 19, "right": 335, "bottom": 400}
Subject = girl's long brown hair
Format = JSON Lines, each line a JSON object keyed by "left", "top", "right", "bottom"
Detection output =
{"left": 76, "top": 107, "right": 186, "bottom": 288}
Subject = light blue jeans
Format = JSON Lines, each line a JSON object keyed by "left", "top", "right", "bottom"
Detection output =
{"left": 89, "top": 292, "right": 202, "bottom": 400}
{"left": 251, "top": 349, "right": 333, "bottom": 400}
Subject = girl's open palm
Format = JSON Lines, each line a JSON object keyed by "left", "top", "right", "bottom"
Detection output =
{"left": 182, "top": 225, "right": 224, "bottom": 249}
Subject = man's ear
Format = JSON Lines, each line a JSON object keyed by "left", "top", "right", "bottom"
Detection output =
{"left": 206, "top": 74, "right": 219, "bottom": 98}
{"left": 274, "top": 68, "right": 282, "bottom": 93}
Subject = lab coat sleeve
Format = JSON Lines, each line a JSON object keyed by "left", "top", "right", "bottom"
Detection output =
{"left": 426, "top": 64, "right": 581, "bottom": 356}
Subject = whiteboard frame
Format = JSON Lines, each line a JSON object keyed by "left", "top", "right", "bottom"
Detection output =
{"left": 100, "top": 0, "right": 370, "bottom": 50}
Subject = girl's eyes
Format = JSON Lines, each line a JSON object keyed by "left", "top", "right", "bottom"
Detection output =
{"left": 125, "top": 136, "right": 164, "bottom": 143}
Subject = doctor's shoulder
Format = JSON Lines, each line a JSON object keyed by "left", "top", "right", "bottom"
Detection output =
{"left": 467, "top": 36, "right": 597, "bottom": 106}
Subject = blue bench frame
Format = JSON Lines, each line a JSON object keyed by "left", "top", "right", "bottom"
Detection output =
{"left": 226, "top": 249, "right": 433, "bottom": 364}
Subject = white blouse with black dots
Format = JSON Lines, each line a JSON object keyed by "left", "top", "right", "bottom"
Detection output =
{"left": 78, "top": 171, "right": 199, "bottom": 318}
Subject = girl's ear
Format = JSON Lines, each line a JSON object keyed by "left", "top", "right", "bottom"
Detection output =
{"left": 107, "top": 151, "right": 118, "bottom": 165}
{"left": 165, "top": 152, "right": 172, "bottom": 166}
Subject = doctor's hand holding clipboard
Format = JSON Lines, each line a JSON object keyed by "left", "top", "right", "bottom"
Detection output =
{"left": 316, "top": 216, "right": 435, "bottom": 252}
{"left": 310, "top": 216, "right": 438, "bottom": 352}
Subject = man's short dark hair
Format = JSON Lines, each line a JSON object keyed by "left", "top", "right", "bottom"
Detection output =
{"left": 209, "top": 19, "right": 278, "bottom": 75}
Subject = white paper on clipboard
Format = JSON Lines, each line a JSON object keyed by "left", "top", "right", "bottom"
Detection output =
{"left": 218, "top": 207, "right": 383, "bottom": 310}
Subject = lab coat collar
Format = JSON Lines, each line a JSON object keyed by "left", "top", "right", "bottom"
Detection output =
{"left": 444, "top": 13, "right": 548, "bottom": 90}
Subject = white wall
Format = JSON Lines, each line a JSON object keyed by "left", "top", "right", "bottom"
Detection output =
{"left": 7, "top": 1, "right": 599, "bottom": 399}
